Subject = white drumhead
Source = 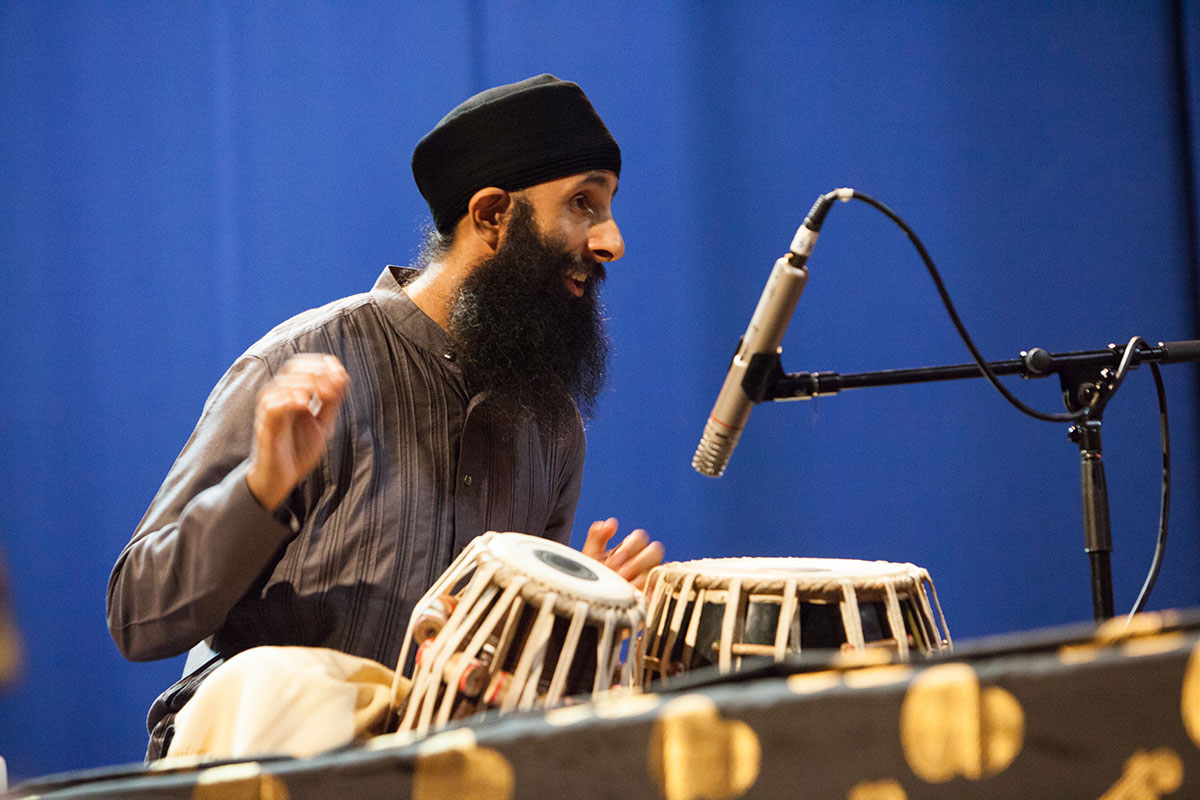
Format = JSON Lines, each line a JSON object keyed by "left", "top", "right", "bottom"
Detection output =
{"left": 485, "top": 532, "right": 637, "bottom": 606}
{"left": 660, "top": 557, "right": 923, "bottom": 582}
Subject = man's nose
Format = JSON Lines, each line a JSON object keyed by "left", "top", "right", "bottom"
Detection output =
{"left": 587, "top": 218, "right": 624, "bottom": 262}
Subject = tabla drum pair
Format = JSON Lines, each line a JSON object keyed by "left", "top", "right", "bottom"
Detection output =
{"left": 637, "top": 557, "right": 951, "bottom": 687}
{"left": 392, "top": 535, "right": 952, "bottom": 734}
{"left": 392, "top": 531, "right": 644, "bottom": 736}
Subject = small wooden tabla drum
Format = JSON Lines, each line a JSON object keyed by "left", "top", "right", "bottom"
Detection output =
{"left": 637, "top": 557, "right": 951, "bottom": 687}
{"left": 394, "top": 531, "right": 644, "bottom": 735}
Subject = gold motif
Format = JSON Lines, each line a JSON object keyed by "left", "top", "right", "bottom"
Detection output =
{"left": 847, "top": 778, "right": 907, "bottom": 800}
{"left": 833, "top": 648, "right": 895, "bottom": 669}
{"left": 592, "top": 691, "right": 661, "bottom": 720}
{"left": 417, "top": 728, "right": 479, "bottom": 754}
{"left": 785, "top": 670, "right": 841, "bottom": 695}
{"left": 1064, "top": 614, "right": 1186, "bottom": 667}
{"left": 1097, "top": 749, "right": 1183, "bottom": 800}
{"left": 842, "top": 665, "right": 913, "bottom": 690}
{"left": 1183, "top": 640, "right": 1200, "bottom": 748}
{"left": 1121, "top": 632, "right": 1185, "bottom": 659}
{"left": 364, "top": 729, "right": 418, "bottom": 750}
{"left": 900, "top": 663, "right": 1023, "bottom": 783}
{"left": 649, "top": 695, "right": 761, "bottom": 800}
{"left": 413, "top": 729, "right": 514, "bottom": 800}
{"left": 192, "top": 762, "right": 289, "bottom": 800}
{"left": 544, "top": 703, "right": 595, "bottom": 728}
{"left": 1095, "top": 611, "right": 1179, "bottom": 645}
{"left": 1057, "top": 643, "right": 1101, "bottom": 665}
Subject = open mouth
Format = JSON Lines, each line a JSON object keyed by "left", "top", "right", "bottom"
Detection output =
{"left": 564, "top": 269, "right": 589, "bottom": 298}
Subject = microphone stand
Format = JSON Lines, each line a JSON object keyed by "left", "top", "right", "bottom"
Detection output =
{"left": 743, "top": 340, "right": 1200, "bottom": 623}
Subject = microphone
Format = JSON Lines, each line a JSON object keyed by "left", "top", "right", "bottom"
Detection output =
{"left": 692, "top": 189, "right": 851, "bottom": 477}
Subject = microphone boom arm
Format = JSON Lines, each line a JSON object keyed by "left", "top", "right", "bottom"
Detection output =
{"left": 755, "top": 340, "right": 1200, "bottom": 403}
{"left": 750, "top": 338, "right": 1199, "bottom": 622}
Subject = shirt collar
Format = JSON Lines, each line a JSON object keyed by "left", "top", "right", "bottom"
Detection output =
{"left": 370, "top": 265, "right": 462, "bottom": 367}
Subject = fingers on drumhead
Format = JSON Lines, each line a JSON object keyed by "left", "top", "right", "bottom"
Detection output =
{"left": 619, "top": 539, "right": 664, "bottom": 581}
{"left": 583, "top": 518, "right": 619, "bottom": 555}
{"left": 605, "top": 528, "right": 648, "bottom": 569}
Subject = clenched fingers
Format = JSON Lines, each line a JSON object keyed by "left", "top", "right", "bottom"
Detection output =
{"left": 246, "top": 353, "right": 350, "bottom": 511}
{"left": 268, "top": 354, "right": 349, "bottom": 424}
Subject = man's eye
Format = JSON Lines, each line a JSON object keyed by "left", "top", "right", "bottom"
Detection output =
{"left": 571, "top": 195, "right": 592, "bottom": 213}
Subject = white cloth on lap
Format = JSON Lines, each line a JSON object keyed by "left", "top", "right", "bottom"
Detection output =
{"left": 167, "top": 646, "right": 402, "bottom": 760}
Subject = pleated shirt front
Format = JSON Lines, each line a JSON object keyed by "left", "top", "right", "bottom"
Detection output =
{"left": 107, "top": 266, "right": 586, "bottom": 675}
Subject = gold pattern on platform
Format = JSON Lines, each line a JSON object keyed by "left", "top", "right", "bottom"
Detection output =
{"left": 1121, "top": 632, "right": 1186, "bottom": 659}
{"left": 413, "top": 729, "right": 514, "bottom": 800}
{"left": 900, "top": 663, "right": 1023, "bottom": 783}
{"left": 1094, "top": 611, "right": 1179, "bottom": 645}
{"left": 192, "top": 762, "right": 289, "bottom": 800}
{"left": 365, "top": 729, "right": 419, "bottom": 750}
{"left": 1061, "top": 615, "right": 1186, "bottom": 667}
{"left": 847, "top": 778, "right": 907, "bottom": 800}
{"left": 785, "top": 670, "right": 841, "bottom": 695}
{"left": 1097, "top": 748, "right": 1183, "bottom": 800}
{"left": 592, "top": 691, "right": 661, "bottom": 720}
{"left": 833, "top": 648, "right": 895, "bottom": 669}
{"left": 1183, "top": 639, "right": 1200, "bottom": 748}
{"left": 842, "top": 665, "right": 913, "bottom": 690}
{"left": 649, "top": 694, "right": 761, "bottom": 800}
{"left": 544, "top": 693, "right": 659, "bottom": 728}
{"left": 544, "top": 703, "right": 595, "bottom": 728}
{"left": 1057, "top": 643, "right": 1101, "bottom": 665}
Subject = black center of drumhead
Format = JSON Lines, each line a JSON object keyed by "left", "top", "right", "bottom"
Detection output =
{"left": 534, "top": 548, "right": 599, "bottom": 581}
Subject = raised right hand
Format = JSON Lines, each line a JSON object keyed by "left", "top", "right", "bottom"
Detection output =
{"left": 245, "top": 353, "right": 349, "bottom": 511}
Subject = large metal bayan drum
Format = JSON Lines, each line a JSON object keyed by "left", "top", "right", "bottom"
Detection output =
{"left": 394, "top": 532, "right": 644, "bottom": 735}
{"left": 637, "top": 557, "right": 951, "bottom": 688}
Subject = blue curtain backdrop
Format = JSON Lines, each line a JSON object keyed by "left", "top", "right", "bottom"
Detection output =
{"left": 1, "top": 0, "right": 1198, "bottom": 782}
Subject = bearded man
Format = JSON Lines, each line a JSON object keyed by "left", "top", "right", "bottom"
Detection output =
{"left": 106, "top": 74, "right": 663, "bottom": 760}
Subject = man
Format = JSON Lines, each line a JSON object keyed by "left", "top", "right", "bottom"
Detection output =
{"left": 106, "top": 74, "right": 663, "bottom": 759}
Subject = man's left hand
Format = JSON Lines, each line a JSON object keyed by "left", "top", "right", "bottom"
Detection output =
{"left": 581, "top": 518, "right": 664, "bottom": 590}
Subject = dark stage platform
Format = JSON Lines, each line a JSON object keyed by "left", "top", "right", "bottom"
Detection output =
{"left": 11, "top": 610, "right": 1200, "bottom": 799}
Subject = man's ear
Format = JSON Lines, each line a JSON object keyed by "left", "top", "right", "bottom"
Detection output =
{"left": 465, "top": 187, "right": 511, "bottom": 251}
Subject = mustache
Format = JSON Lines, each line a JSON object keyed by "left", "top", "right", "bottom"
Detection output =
{"left": 572, "top": 259, "right": 607, "bottom": 281}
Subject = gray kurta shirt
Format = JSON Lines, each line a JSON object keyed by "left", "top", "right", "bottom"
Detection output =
{"left": 107, "top": 264, "right": 585, "bottom": 686}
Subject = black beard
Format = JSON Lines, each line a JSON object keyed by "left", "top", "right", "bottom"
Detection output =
{"left": 448, "top": 200, "right": 609, "bottom": 438}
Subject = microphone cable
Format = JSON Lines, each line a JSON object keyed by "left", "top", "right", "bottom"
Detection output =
{"left": 821, "top": 190, "right": 1172, "bottom": 617}
{"left": 843, "top": 190, "right": 1089, "bottom": 422}
{"left": 1127, "top": 360, "right": 1170, "bottom": 624}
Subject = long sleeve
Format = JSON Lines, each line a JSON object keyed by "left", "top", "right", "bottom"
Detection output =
{"left": 115, "top": 272, "right": 585, "bottom": 685}
{"left": 106, "top": 355, "right": 295, "bottom": 662}
{"left": 126, "top": 278, "right": 597, "bottom": 756}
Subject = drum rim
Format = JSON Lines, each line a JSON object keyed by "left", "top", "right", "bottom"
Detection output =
{"left": 655, "top": 556, "right": 926, "bottom": 577}
{"left": 479, "top": 532, "right": 642, "bottom": 616}
{"left": 648, "top": 557, "right": 931, "bottom": 594}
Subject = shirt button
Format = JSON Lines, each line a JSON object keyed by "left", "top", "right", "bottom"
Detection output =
{"left": 462, "top": 474, "right": 473, "bottom": 486}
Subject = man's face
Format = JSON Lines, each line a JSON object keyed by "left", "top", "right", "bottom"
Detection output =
{"left": 514, "top": 169, "right": 623, "bottom": 297}
{"left": 448, "top": 180, "right": 621, "bottom": 437}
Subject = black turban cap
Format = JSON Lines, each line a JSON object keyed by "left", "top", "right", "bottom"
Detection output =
{"left": 412, "top": 74, "right": 622, "bottom": 234}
